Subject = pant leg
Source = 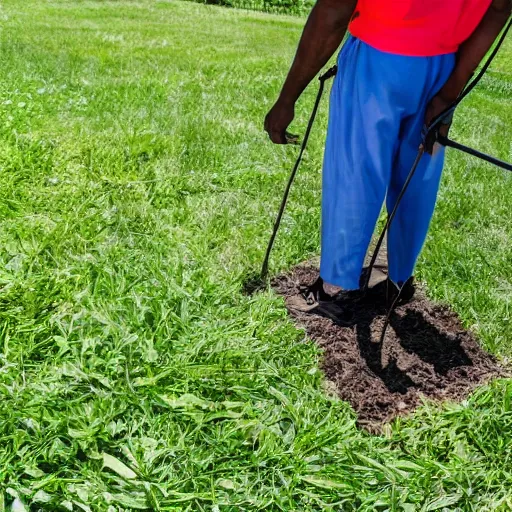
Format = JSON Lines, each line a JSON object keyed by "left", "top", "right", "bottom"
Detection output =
{"left": 320, "top": 38, "right": 403, "bottom": 290}
{"left": 387, "top": 53, "right": 456, "bottom": 285}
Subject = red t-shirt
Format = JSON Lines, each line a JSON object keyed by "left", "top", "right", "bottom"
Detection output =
{"left": 349, "top": 0, "right": 492, "bottom": 56}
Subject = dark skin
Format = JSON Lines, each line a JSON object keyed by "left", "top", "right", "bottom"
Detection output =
{"left": 265, "top": 0, "right": 511, "bottom": 302}
{"left": 425, "top": 0, "right": 512, "bottom": 135}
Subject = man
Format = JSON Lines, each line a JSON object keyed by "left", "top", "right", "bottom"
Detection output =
{"left": 264, "top": 0, "right": 511, "bottom": 304}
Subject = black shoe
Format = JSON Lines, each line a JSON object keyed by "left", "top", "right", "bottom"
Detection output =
{"left": 367, "top": 276, "right": 415, "bottom": 307}
{"left": 387, "top": 277, "right": 415, "bottom": 306}
{"left": 299, "top": 277, "right": 335, "bottom": 306}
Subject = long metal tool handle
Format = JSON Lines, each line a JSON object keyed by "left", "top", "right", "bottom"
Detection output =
{"left": 439, "top": 136, "right": 512, "bottom": 172}
{"left": 372, "top": 18, "right": 512, "bottom": 349}
{"left": 364, "top": 17, "right": 512, "bottom": 293}
{"left": 261, "top": 66, "right": 337, "bottom": 280}
{"left": 363, "top": 147, "right": 425, "bottom": 291}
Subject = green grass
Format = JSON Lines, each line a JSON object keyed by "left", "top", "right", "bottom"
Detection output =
{"left": 184, "top": 0, "right": 314, "bottom": 16}
{"left": 0, "top": 1, "right": 511, "bottom": 510}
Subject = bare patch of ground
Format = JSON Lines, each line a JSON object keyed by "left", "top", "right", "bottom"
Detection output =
{"left": 272, "top": 264, "right": 504, "bottom": 432}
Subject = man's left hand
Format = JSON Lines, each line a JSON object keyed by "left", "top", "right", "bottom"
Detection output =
{"left": 424, "top": 93, "right": 453, "bottom": 154}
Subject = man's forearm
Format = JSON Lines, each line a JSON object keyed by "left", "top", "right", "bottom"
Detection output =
{"left": 438, "top": 1, "right": 511, "bottom": 102}
{"left": 277, "top": 0, "right": 357, "bottom": 106}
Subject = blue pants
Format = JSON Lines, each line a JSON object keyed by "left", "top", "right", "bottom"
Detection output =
{"left": 320, "top": 37, "right": 455, "bottom": 290}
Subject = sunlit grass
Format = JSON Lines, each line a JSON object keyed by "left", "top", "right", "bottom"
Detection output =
{"left": 0, "top": 1, "right": 511, "bottom": 510}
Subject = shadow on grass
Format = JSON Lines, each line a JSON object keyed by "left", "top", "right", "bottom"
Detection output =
{"left": 241, "top": 271, "right": 268, "bottom": 296}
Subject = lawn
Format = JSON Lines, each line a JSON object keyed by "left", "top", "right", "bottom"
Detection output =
{"left": 0, "top": 1, "right": 511, "bottom": 510}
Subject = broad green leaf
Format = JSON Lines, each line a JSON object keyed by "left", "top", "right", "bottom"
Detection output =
{"left": 73, "top": 501, "right": 91, "bottom": 512}
{"left": 425, "top": 494, "right": 462, "bottom": 511}
{"left": 217, "top": 479, "right": 235, "bottom": 490}
{"left": 23, "top": 468, "right": 45, "bottom": 479}
{"left": 10, "top": 498, "right": 28, "bottom": 512}
{"left": 268, "top": 386, "right": 291, "bottom": 406}
{"left": 353, "top": 453, "right": 405, "bottom": 482}
{"left": 372, "top": 500, "right": 389, "bottom": 507}
{"left": 67, "top": 429, "right": 89, "bottom": 439}
{"left": 111, "top": 493, "right": 149, "bottom": 509}
{"left": 132, "top": 369, "right": 174, "bottom": 387}
{"left": 282, "top": 422, "right": 296, "bottom": 446}
{"left": 121, "top": 446, "right": 140, "bottom": 469}
{"left": 204, "top": 410, "right": 243, "bottom": 422}
{"left": 301, "top": 476, "right": 347, "bottom": 490}
{"left": 102, "top": 453, "right": 137, "bottom": 480}
{"left": 160, "top": 394, "right": 212, "bottom": 409}
{"left": 392, "top": 460, "right": 424, "bottom": 472}
{"left": 33, "top": 490, "right": 51, "bottom": 503}
{"left": 221, "top": 401, "right": 245, "bottom": 409}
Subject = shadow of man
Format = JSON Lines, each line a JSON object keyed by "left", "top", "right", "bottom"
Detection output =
{"left": 389, "top": 309, "right": 473, "bottom": 375}
{"left": 309, "top": 291, "right": 473, "bottom": 393}
{"left": 310, "top": 290, "right": 418, "bottom": 394}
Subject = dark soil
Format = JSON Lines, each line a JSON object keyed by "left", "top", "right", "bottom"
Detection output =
{"left": 272, "top": 264, "right": 504, "bottom": 432}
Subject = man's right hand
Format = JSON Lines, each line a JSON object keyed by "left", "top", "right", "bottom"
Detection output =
{"left": 262, "top": 0, "right": 355, "bottom": 144}
{"left": 264, "top": 99, "right": 295, "bottom": 145}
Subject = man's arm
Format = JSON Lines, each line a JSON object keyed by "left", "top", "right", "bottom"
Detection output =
{"left": 425, "top": 0, "right": 511, "bottom": 130}
{"left": 264, "top": 0, "right": 357, "bottom": 144}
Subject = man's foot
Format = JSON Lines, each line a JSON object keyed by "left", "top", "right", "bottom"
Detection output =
{"left": 299, "top": 277, "right": 335, "bottom": 305}
{"left": 367, "top": 276, "right": 416, "bottom": 306}
{"left": 387, "top": 277, "right": 416, "bottom": 306}
{"left": 293, "top": 277, "right": 355, "bottom": 325}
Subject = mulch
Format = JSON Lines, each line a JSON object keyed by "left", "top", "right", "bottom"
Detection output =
{"left": 272, "top": 263, "right": 504, "bottom": 432}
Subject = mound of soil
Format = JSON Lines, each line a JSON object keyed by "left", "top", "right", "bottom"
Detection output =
{"left": 272, "top": 264, "right": 503, "bottom": 432}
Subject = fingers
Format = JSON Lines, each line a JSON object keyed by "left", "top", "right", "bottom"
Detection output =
{"left": 264, "top": 115, "right": 287, "bottom": 144}
{"left": 424, "top": 129, "right": 436, "bottom": 155}
{"left": 424, "top": 107, "right": 434, "bottom": 129}
{"left": 268, "top": 130, "right": 287, "bottom": 144}
{"left": 424, "top": 122, "right": 451, "bottom": 155}
{"left": 285, "top": 132, "right": 300, "bottom": 145}
{"left": 438, "top": 122, "right": 451, "bottom": 138}
{"left": 264, "top": 103, "right": 294, "bottom": 145}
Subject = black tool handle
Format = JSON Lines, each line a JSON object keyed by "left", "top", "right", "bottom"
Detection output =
{"left": 439, "top": 136, "right": 512, "bottom": 172}
{"left": 261, "top": 66, "right": 338, "bottom": 280}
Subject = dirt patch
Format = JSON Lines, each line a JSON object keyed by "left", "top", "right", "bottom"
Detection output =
{"left": 272, "top": 264, "right": 504, "bottom": 432}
